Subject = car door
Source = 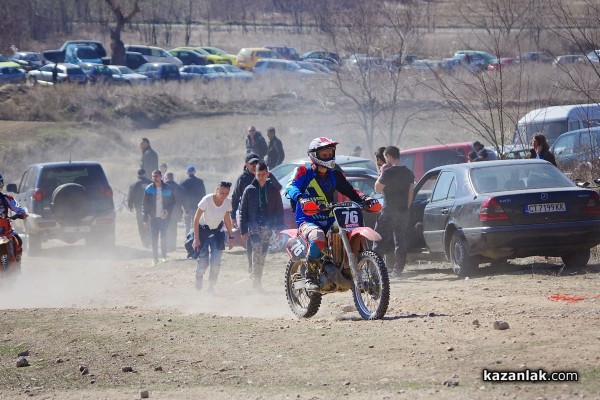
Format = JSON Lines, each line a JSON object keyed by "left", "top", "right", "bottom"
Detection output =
{"left": 423, "top": 170, "right": 457, "bottom": 253}
{"left": 407, "top": 171, "right": 439, "bottom": 252}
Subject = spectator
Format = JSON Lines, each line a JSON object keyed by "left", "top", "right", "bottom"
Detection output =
{"left": 265, "top": 127, "right": 285, "bottom": 169}
{"left": 351, "top": 145, "right": 363, "bottom": 157}
{"left": 245, "top": 126, "right": 268, "bottom": 160}
{"left": 192, "top": 181, "right": 234, "bottom": 292}
{"left": 526, "top": 134, "right": 557, "bottom": 166}
{"left": 142, "top": 170, "right": 175, "bottom": 267}
{"left": 139, "top": 138, "right": 158, "bottom": 175}
{"left": 159, "top": 163, "right": 168, "bottom": 176}
{"left": 374, "top": 146, "right": 415, "bottom": 276}
{"left": 375, "top": 146, "right": 386, "bottom": 174}
{"left": 126, "top": 168, "right": 151, "bottom": 248}
{"left": 180, "top": 165, "right": 206, "bottom": 233}
{"left": 164, "top": 172, "right": 185, "bottom": 252}
{"left": 239, "top": 161, "right": 284, "bottom": 291}
{"left": 231, "top": 153, "right": 282, "bottom": 273}
{"left": 471, "top": 141, "right": 489, "bottom": 161}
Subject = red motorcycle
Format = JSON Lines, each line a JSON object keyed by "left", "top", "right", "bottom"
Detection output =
{"left": 282, "top": 200, "right": 389, "bottom": 320}
{"left": 0, "top": 215, "right": 25, "bottom": 277}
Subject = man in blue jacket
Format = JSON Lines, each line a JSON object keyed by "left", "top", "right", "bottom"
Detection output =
{"left": 142, "top": 169, "right": 175, "bottom": 266}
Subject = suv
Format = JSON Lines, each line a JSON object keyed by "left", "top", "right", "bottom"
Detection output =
{"left": 6, "top": 162, "right": 115, "bottom": 255}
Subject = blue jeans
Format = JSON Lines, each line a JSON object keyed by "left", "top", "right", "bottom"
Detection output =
{"left": 195, "top": 233, "right": 224, "bottom": 283}
{"left": 150, "top": 217, "right": 169, "bottom": 260}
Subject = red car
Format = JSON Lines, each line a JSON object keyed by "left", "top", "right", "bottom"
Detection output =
{"left": 487, "top": 57, "right": 518, "bottom": 71}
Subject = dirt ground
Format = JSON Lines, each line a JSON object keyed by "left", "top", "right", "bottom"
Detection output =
{"left": 0, "top": 208, "right": 599, "bottom": 400}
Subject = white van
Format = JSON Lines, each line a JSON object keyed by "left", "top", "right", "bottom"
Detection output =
{"left": 512, "top": 103, "right": 600, "bottom": 146}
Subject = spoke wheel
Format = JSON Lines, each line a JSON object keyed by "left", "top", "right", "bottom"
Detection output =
{"left": 284, "top": 260, "right": 321, "bottom": 318}
{"left": 352, "top": 250, "right": 390, "bottom": 320}
{"left": 449, "top": 232, "right": 478, "bottom": 277}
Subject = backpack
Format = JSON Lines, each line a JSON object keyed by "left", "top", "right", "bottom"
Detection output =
{"left": 287, "top": 168, "right": 336, "bottom": 213}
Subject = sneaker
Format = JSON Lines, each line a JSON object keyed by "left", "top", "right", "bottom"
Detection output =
{"left": 151, "top": 259, "right": 159, "bottom": 267}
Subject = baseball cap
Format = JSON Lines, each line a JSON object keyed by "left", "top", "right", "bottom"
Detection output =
{"left": 137, "top": 168, "right": 146, "bottom": 177}
{"left": 245, "top": 153, "right": 260, "bottom": 164}
{"left": 186, "top": 165, "right": 196, "bottom": 173}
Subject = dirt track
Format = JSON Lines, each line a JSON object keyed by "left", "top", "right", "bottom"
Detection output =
{"left": 1, "top": 210, "right": 599, "bottom": 399}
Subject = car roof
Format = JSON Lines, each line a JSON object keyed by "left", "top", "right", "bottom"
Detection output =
{"left": 428, "top": 159, "right": 550, "bottom": 173}
{"left": 519, "top": 103, "right": 600, "bottom": 123}
{"left": 31, "top": 161, "right": 104, "bottom": 168}
{"left": 400, "top": 142, "right": 472, "bottom": 154}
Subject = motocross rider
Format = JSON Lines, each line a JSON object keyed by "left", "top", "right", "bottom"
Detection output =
{"left": 0, "top": 174, "right": 28, "bottom": 261}
{"left": 285, "top": 137, "right": 377, "bottom": 291}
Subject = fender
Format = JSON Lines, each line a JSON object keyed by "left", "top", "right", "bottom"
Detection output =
{"left": 281, "top": 228, "right": 298, "bottom": 239}
{"left": 349, "top": 226, "right": 382, "bottom": 242}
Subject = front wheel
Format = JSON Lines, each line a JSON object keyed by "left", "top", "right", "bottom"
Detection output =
{"left": 285, "top": 260, "right": 321, "bottom": 318}
{"left": 449, "top": 232, "right": 478, "bottom": 277}
{"left": 352, "top": 250, "right": 390, "bottom": 320}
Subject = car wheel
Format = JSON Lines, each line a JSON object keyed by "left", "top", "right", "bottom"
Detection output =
{"left": 28, "top": 77, "right": 37, "bottom": 86}
{"left": 449, "top": 232, "right": 478, "bottom": 277}
{"left": 561, "top": 248, "right": 590, "bottom": 271}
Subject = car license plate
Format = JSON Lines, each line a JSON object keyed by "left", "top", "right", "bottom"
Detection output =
{"left": 64, "top": 226, "right": 91, "bottom": 233}
{"left": 525, "top": 202, "right": 566, "bottom": 214}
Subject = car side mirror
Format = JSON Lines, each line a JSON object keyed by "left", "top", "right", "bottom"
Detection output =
{"left": 6, "top": 183, "right": 18, "bottom": 193}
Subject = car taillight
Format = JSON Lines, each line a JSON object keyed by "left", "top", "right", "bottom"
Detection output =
{"left": 101, "top": 186, "right": 113, "bottom": 197}
{"left": 32, "top": 188, "right": 46, "bottom": 201}
{"left": 584, "top": 191, "right": 600, "bottom": 214}
{"left": 480, "top": 197, "right": 509, "bottom": 221}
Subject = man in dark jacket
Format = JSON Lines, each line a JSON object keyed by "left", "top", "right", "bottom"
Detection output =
{"left": 142, "top": 170, "right": 175, "bottom": 266}
{"left": 164, "top": 172, "right": 185, "bottom": 252}
{"left": 127, "top": 168, "right": 151, "bottom": 248}
{"left": 179, "top": 165, "right": 206, "bottom": 233}
{"left": 231, "top": 153, "right": 282, "bottom": 272}
{"left": 245, "top": 126, "right": 268, "bottom": 160}
{"left": 239, "top": 161, "right": 284, "bottom": 290}
{"left": 139, "top": 137, "right": 159, "bottom": 174}
{"left": 265, "top": 127, "right": 285, "bottom": 169}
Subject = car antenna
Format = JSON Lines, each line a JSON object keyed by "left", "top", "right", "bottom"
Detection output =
{"left": 69, "top": 151, "right": 72, "bottom": 163}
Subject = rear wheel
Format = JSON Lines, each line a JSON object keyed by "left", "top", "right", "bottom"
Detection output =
{"left": 449, "top": 232, "right": 478, "bottom": 277}
{"left": 352, "top": 250, "right": 390, "bottom": 320}
{"left": 285, "top": 259, "right": 321, "bottom": 318}
{"left": 561, "top": 248, "right": 590, "bottom": 270}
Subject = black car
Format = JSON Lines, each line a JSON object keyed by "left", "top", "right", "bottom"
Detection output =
{"left": 80, "top": 63, "right": 114, "bottom": 84}
{"left": 169, "top": 49, "right": 208, "bottom": 66}
{"left": 6, "top": 162, "right": 115, "bottom": 255}
{"left": 124, "top": 51, "right": 149, "bottom": 70}
{"left": 136, "top": 62, "right": 180, "bottom": 82}
{"left": 9, "top": 51, "right": 45, "bottom": 71}
{"left": 407, "top": 159, "right": 600, "bottom": 276}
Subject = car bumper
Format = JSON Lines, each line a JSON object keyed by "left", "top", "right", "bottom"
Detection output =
{"left": 462, "top": 219, "right": 600, "bottom": 258}
{"left": 27, "top": 213, "right": 115, "bottom": 241}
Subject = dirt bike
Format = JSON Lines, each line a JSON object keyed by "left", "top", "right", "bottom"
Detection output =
{"left": 282, "top": 200, "right": 389, "bottom": 320}
{"left": 0, "top": 214, "right": 25, "bottom": 277}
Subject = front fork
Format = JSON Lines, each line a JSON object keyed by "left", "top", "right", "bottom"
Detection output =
{"left": 338, "top": 228, "right": 363, "bottom": 290}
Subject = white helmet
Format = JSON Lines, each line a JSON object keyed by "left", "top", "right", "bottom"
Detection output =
{"left": 307, "top": 137, "right": 338, "bottom": 169}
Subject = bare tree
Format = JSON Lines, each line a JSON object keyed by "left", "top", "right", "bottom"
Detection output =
{"left": 105, "top": 0, "right": 140, "bottom": 66}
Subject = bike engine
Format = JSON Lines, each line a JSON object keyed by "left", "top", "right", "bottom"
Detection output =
{"left": 319, "top": 263, "right": 352, "bottom": 293}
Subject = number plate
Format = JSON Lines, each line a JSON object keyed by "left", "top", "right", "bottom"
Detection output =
{"left": 524, "top": 202, "right": 566, "bottom": 214}
{"left": 63, "top": 226, "right": 91, "bottom": 233}
{"left": 333, "top": 206, "right": 363, "bottom": 229}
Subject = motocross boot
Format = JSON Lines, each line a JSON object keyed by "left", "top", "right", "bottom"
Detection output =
{"left": 304, "top": 257, "right": 321, "bottom": 291}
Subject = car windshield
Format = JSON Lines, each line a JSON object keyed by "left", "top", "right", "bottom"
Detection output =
{"left": 77, "top": 48, "right": 98, "bottom": 59}
{"left": 22, "top": 53, "right": 42, "bottom": 61}
{"left": 67, "top": 68, "right": 85, "bottom": 76}
{"left": 514, "top": 120, "right": 568, "bottom": 145}
{"left": 471, "top": 163, "right": 574, "bottom": 193}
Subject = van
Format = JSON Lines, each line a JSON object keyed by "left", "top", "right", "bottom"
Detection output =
{"left": 512, "top": 103, "right": 600, "bottom": 147}
{"left": 400, "top": 142, "right": 497, "bottom": 180}
{"left": 124, "top": 45, "right": 182, "bottom": 66}
{"left": 236, "top": 48, "right": 279, "bottom": 70}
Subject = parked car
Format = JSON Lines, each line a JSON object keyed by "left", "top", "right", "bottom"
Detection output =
{"left": 236, "top": 48, "right": 280, "bottom": 70}
{"left": 585, "top": 49, "right": 600, "bottom": 64}
{"left": 197, "top": 46, "right": 237, "bottom": 64}
{"left": 487, "top": 57, "right": 518, "bottom": 71}
{"left": 553, "top": 55, "right": 585, "bottom": 67}
{"left": 304, "top": 57, "right": 338, "bottom": 71}
{"left": 406, "top": 160, "right": 600, "bottom": 276}
{"left": 6, "top": 161, "right": 116, "bottom": 255}
{"left": 265, "top": 46, "right": 300, "bottom": 60}
{"left": 0, "top": 66, "right": 26, "bottom": 84}
{"left": 27, "top": 63, "right": 87, "bottom": 85}
{"left": 0, "top": 53, "right": 22, "bottom": 69}
{"left": 296, "top": 61, "right": 327, "bottom": 74}
{"left": 125, "top": 45, "right": 182, "bottom": 66}
{"left": 179, "top": 65, "right": 224, "bottom": 82}
{"left": 219, "top": 64, "right": 253, "bottom": 80}
{"left": 65, "top": 44, "right": 102, "bottom": 65}
{"left": 108, "top": 65, "right": 149, "bottom": 85}
{"left": 253, "top": 59, "right": 316, "bottom": 77}
{"left": 168, "top": 49, "right": 209, "bottom": 65}
{"left": 453, "top": 50, "right": 496, "bottom": 69}
{"left": 43, "top": 40, "right": 110, "bottom": 65}
{"left": 402, "top": 59, "right": 441, "bottom": 72}
{"left": 80, "top": 63, "right": 114, "bottom": 84}
{"left": 271, "top": 155, "right": 378, "bottom": 185}
{"left": 173, "top": 47, "right": 231, "bottom": 65}
{"left": 551, "top": 127, "right": 600, "bottom": 171}
{"left": 123, "top": 51, "right": 149, "bottom": 70}
{"left": 301, "top": 50, "right": 340, "bottom": 64}
{"left": 517, "top": 52, "right": 553, "bottom": 63}
{"left": 136, "top": 62, "right": 181, "bottom": 82}
{"left": 9, "top": 51, "right": 45, "bottom": 71}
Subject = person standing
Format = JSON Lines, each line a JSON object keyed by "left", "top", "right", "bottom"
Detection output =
{"left": 164, "top": 172, "right": 185, "bottom": 252}
{"left": 139, "top": 138, "right": 159, "bottom": 175}
{"left": 192, "top": 182, "right": 234, "bottom": 292}
{"left": 374, "top": 146, "right": 415, "bottom": 276}
{"left": 142, "top": 170, "right": 175, "bottom": 267}
{"left": 527, "top": 134, "right": 557, "bottom": 166}
{"left": 265, "top": 127, "right": 285, "bottom": 169}
{"left": 127, "top": 168, "right": 151, "bottom": 248}
{"left": 239, "top": 161, "right": 284, "bottom": 291}
{"left": 180, "top": 165, "right": 206, "bottom": 234}
{"left": 231, "top": 153, "right": 282, "bottom": 273}
{"left": 351, "top": 145, "right": 363, "bottom": 157}
{"left": 374, "top": 146, "right": 386, "bottom": 173}
{"left": 471, "top": 141, "right": 489, "bottom": 161}
{"left": 245, "top": 126, "right": 268, "bottom": 160}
